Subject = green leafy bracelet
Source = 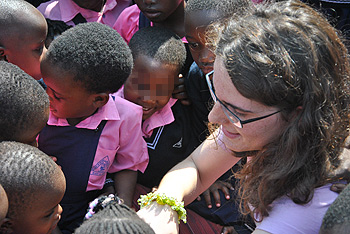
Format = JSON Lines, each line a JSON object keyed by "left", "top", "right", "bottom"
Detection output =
{"left": 138, "top": 192, "right": 187, "bottom": 223}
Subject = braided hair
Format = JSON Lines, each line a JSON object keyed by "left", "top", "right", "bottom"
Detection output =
{"left": 74, "top": 201, "right": 155, "bottom": 234}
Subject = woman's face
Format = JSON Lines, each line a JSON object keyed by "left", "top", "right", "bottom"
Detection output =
{"left": 208, "top": 57, "right": 289, "bottom": 153}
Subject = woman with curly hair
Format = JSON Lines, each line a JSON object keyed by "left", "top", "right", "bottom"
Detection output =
{"left": 137, "top": 0, "right": 350, "bottom": 233}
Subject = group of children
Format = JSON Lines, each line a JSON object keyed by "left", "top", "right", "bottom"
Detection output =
{"left": 0, "top": 0, "right": 349, "bottom": 233}
{"left": 0, "top": 0, "right": 248, "bottom": 233}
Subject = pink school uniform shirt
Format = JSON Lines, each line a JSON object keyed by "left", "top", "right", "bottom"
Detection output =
{"left": 113, "top": 4, "right": 188, "bottom": 44}
{"left": 142, "top": 98, "right": 177, "bottom": 137}
{"left": 37, "top": 0, "right": 132, "bottom": 27}
{"left": 45, "top": 94, "right": 149, "bottom": 191}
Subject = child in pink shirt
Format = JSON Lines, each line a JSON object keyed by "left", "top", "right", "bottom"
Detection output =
{"left": 38, "top": 22, "right": 148, "bottom": 234}
{"left": 38, "top": 0, "right": 132, "bottom": 27}
{"left": 114, "top": 0, "right": 185, "bottom": 44}
{"left": 0, "top": 0, "right": 47, "bottom": 80}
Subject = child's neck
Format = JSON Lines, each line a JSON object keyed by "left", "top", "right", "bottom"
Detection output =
{"left": 153, "top": 1, "right": 185, "bottom": 38}
{"left": 66, "top": 108, "right": 99, "bottom": 126}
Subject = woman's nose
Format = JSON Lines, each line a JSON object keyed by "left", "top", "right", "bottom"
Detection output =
{"left": 208, "top": 102, "right": 227, "bottom": 125}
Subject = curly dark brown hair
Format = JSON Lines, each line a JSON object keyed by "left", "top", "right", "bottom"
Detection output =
{"left": 211, "top": 0, "right": 350, "bottom": 221}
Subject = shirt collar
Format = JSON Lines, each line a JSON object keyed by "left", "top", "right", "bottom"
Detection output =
{"left": 59, "top": 0, "right": 118, "bottom": 22}
{"left": 142, "top": 98, "right": 177, "bottom": 137}
{"left": 47, "top": 94, "right": 120, "bottom": 129}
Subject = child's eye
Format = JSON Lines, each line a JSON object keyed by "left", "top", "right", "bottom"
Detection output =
{"left": 188, "top": 42, "right": 200, "bottom": 50}
{"left": 44, "top": 210, "right": 54, "bottom": 218}
{"left": 53, "top": 93, "right": 62, "bottom": 101}
{"left": 34, "top": 45, "right": 44, "bottom": 54}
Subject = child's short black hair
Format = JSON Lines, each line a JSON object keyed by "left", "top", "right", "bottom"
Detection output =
{"left": 0, "top": 141, "right": 62, "bottom": 218}
{"left": 129, "top": 26, "right": 186, "bottom": 70}
{"left": 74, "top": 202, "right": 155, "bottom": 234}
{"left": 44, "top": 22, "right": 133, "bottom": 94}
{"left": 45, "top": 18, "right": 72, "bottom": 48}
{"left": 0, "top": 0, "right": 43, "bottom": 40}
{"left": 0, "top": 61, "right": 49, "bottom": 142}
{"left": 185, "top": 0, "right": 251, "bottom": 19}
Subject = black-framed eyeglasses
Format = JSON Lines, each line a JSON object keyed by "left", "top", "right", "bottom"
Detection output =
{"left": 205, "top": 70, "right": 282, "bottom": 128}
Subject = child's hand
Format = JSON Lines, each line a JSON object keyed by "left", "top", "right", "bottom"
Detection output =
{"left": 100, "top": 185, "right": 115, "bottom": 197}
{"left": 330, "top": 183, "right": 348, "bottom": 193}
{"left": 221, "top": 226, "right": 239, "bottom": 234}
{"left": 172, "top": 74, "right": 191, "bottom": 105}
{"left": 197, "top": 180, "right": 234, "bottom": 208}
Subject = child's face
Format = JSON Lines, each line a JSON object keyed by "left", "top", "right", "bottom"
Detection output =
{"left": 18, "top": 106, "right": 49, "bottom": 147}
{"left": 41, "top": 60, "right": 98, "bottom": 120}
{"left": 124, "top": 55, "right": 179, "bottom": 120}
{"left": 0, "top": 185, "right": 8, "bottom": 224}
{"left": 185, "top": 10, "right": 217, "bottom": 75}
{"left": 11, "top": 168, "right": 65, "bottom": 234}
{"left": 135, "top": 0, "right": 183, "bottom": 23}
{"left": 72, "top": 0, "right": 106, "bottom": 11}
{"left": 2, "top": 10, "right": 47, "bottom": 80}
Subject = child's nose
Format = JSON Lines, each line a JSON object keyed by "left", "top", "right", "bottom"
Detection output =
{"left": 143, "top": 0, "right": 157, "bottom": 5}
{"left": 142, "top": 99, "right": 156, "bottom": 105}
{"left": 199, "top": 48, "right": 215, "bottom": 64}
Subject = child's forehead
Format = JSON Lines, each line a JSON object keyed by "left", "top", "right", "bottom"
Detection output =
{"left": 185, "top": 9, "right": 220, "bottom": 28}
{"left": 131, "top": 55, "right": 179, "bottom": 84}
{"left": 131, "top": 71, "right": 175, "bottom": 84}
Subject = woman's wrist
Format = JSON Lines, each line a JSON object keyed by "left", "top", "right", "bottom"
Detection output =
{"left": 138, "top": 192, "right": 187, "bottom": 223}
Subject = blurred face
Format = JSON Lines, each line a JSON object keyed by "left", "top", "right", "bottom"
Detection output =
{"left": 11, "top": 168, "right": 65, "bottom": 234}
{"left": 124, "top": 55, "right": 178, "bottom": 120}
{"left": 2, "top": 11, "right": 47, "bottom": 80}
{"left": 72, "top": 0, "right": 106, "bottom": 11}
{"left": 41, "top": 60, "right": 97, "bottom": 120}
{"left": 185, "top": 10, "right": 217, "bottom": 75}
{"left": 208, "top": 57, "right": 289, "bottom": 153}
{"left": 135, "top": 0, "right": 183, "bottom": 23}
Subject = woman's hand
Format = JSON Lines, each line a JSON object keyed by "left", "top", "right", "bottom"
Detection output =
{"left": 137, "top": 201, "right": 179, "bottom": 234}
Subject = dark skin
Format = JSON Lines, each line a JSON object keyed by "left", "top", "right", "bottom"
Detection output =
{"left": 135, "top": 0, "right": 186, "bottom": 38}
{"left": 72, "top": 0, "right": 106, "bottom": 12}
{"left": 184, "top": 8, "right": 235, "bottom": 211}
{"left": 114, "top": 170, "right": 138, "bottom": 208}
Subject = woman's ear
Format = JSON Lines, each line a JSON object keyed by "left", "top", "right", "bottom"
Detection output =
{"left": 92, "top": 93, "right": 109, "bottom": 108}
{"left": 0, "top": 218, "right": 13, "bottom": 233}
{"left": 290, "top": 106, "right": 303, "bottom": 119}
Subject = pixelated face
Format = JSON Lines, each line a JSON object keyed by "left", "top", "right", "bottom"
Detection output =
{"left": 10, "top": 168, "right": 65, "bottom": 234}
{"left": 2, "top": 11, "right": 47, "bottom": 80}
{"left": 185, "top": 10, "right": 217, "bottom": 75}
{"left": 72, "top": 0, "right": 106, "bottom": 11}
{"left": 41, "top": 59, "right": 98, "bottom": 121}
{"left": 17, "top": 106, "right": 49, "bottom": 147}
{"left": 124, "top": 55, "right": 179, "bottom": 120}
{"left": 135, "top": 0, "right": 183, "bottom": 23}
{"left": 0, "top": 185, "right": 8, "bottom": 224}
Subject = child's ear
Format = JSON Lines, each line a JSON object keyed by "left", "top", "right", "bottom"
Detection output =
{"left": 0, "top": 218, "right": 13, "bottom": 233}
{"left": 92, "top": 93, "right": 109, "bottom": 108}
{"left": 0, "top": 46, "right": 7, "bottom": 61}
